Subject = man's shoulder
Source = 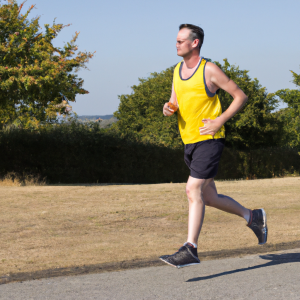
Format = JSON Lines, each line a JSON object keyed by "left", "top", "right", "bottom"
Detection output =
{"left": 174, "top": 61, "right": 183, "bottom": 68}
{"left": 173, "top": 61, "right": 183, "bottom": 77}
{"left": 202, "top": 57, "right": 212, "bottom": 63}
{"left": 204, "top": 60, "right": 222, "bottom": 75}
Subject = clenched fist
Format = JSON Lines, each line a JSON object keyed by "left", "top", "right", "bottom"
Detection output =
{"left": 163, "top": 102, "right": 178, "bottom": 116}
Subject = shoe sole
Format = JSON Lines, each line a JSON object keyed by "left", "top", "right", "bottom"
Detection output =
{"left": 177, "top": 262, "right": 200, "bottom": 269}
{"left": 258, "top": 208, "right": 268, "bottom": 245}
{"left": 159, "top": 257, "right": 200, "bottom": 269}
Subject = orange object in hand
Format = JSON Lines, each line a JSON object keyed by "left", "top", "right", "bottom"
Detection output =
{"left": 167, "top": 102, "right": 179, "bottom": 112}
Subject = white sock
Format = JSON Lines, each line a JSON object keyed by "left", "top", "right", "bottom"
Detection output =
{"left": 244, "top": 209, "right": 251, "bottom": 224}
{"left": 184, "top": 242, "right": 197, "bottom": 248}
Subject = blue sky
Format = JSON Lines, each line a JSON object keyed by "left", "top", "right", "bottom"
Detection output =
{"left": 15, "top": 0, "right": 300, "bottom": 115}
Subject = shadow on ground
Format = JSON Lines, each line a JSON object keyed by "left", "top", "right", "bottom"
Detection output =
{"left": 187, "top": 252, "right": 300, "bottom": 282}
{"left": 1, "top": 240, "right": 300, "bottom": 285}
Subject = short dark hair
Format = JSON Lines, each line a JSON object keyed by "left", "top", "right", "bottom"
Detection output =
{"left": 179, "top": 24, "right": 204, "bottom": 50}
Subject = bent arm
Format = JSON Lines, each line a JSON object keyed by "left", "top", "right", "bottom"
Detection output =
{"left": 200, "top": 63, "right": 248, "bottom": 136}
{"left": 163, "top": 83, "right": 178, "bottom": 116}
{"left": 209, "top": 63, "right": 248, "bottom": 124}
{"left": 169, "top": 83, "right": 178, "bottom": 106}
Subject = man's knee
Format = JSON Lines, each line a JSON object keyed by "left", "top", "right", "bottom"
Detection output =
{"left": 186, "top": 178, "right": 206, "bottom": 202}
{"left": 186, "top": 186, "right": 202, "bottom": 201}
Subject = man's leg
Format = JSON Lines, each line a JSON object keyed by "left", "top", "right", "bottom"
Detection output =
{"left": 202, "top": 179, "right": 267, "bottom": 245}
{"left": 158, "top": 175, "right": 206, "bottom": 268}
{"left": 159, "top": 176, "right": 210, "bottom": 268}
{"left": 202, "top": 179, "right": 251, "bottom": 222}
{"left": 185, "top": 176, "right": 210, "bottom": 245}
{"left": 159, "top": 177, "right": 267, "bottom": 268}
{"left": 185, "top": 177, "right": 250, "bottom": 246}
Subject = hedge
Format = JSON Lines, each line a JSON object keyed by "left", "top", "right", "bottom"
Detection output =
{"left": 0, "top": 124, "right": 299, "bottom": 183}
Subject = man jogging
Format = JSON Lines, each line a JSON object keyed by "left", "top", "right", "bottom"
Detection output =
{"left": 160, "top": 24, "right": 268, "bottom": 268}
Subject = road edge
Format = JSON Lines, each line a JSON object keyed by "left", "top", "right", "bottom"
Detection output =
{"left": 1, "top": 240, "right": 300, "bottom": 285}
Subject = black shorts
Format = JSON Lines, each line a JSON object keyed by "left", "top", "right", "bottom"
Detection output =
{"left": 184, "top": 138, "right": 225, "bottom": 179}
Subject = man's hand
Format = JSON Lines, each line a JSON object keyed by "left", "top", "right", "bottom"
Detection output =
{"left": 199, "top": 118, "right": 223, "bottom": 137}
{"left": 163, "top": 102, "right": 175, "bottom": 116}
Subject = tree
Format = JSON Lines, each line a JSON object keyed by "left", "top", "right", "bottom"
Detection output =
{"left": 0, "top": 0, "right": 95, "bottom": 129}
{"left": 112, "top": 66, "right": 183, "bottom": 149}
{"left": 275, "top": 69, "right": 300, "bottom": 149}
{"left": 113, "top": 59, "right": 282, "bottom": 150}
{"left": 215, "top": 59, "right": 281, "bottom": 150}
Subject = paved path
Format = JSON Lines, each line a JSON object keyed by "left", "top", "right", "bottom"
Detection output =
{"left": 0, "top": 248, "right": 299, "bottom": 300}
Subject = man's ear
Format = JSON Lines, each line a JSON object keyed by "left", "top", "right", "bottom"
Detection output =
{"left": 192, "top": 39, "right": 200, "bottom": 49}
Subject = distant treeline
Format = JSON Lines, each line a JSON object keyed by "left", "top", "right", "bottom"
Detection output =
{"left": 76, "top": 115, "right": 117, "bottom": 129}
{"left": 0, "top": 123, "right": 299, "bottom": 184}
{"left": 77, "top": 115, "right": 115, "bottom": 121}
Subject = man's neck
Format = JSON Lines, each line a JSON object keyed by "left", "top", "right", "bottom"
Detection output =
{"left": 183, "top": 53, "right": 201, "bottom": 69}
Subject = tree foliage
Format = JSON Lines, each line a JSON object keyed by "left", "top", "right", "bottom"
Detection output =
{"left": 113, "top": 59, "right": 281, "bottom": 150}
{"left": 1, "top": 122, "right": 299, "bottom": 183}
{"left": 275, "top": 69, "right": 300, "bottom": 149}
{"left": 112, "top": 66, "right": 182, "bottom": 148}
{"left": 215, "top": 59, "right": 281, "bottom": 150}
{"left": 0, "top": 0, "right": 94, "bottom": 129}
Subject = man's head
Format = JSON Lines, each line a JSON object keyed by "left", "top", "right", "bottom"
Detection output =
{"left": 176, "top": 24, "right": 204, "bottom": 57}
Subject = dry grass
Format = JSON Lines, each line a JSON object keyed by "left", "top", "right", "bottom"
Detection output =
{"left": 0, "top": 177, "right": 299, "bottom": 276}
{"left": 0, "top": 172, "right": 46, "bottom": 187}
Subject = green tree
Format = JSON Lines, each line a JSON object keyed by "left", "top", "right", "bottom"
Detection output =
{"left": 275, "top": 69, "right": 300, "bottom": 149}
{"left": 216, "top": 59, "right": 281, "bottom": 150}
{"left": 113, "top": 66, "right": 183, "bottom": 148}
{"left": 113, "top": 59, "right": 281, "bottom": 150}
{"left": 0, "top": 0, "right": 94, "bottom": 129}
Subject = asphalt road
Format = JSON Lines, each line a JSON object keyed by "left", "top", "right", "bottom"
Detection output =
{"left": 1, "top": 248, "right": 299, "bottom": 300}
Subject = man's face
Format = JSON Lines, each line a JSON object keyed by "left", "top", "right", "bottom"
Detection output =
{"left": 176, "top": 28, "right": 195, "bottom": 57}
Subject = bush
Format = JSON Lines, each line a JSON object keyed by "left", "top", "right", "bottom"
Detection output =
{"left": 0, "top": 123, "right": 188, "bottom": 183}
{"left": 0, "top": 123, "right": 299, "bottom": 184}
{"left": 217, "top": 147, "right": 300, "bottom": 180}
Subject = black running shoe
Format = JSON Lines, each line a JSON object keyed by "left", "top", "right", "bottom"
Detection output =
{"left": 159, "top": 243, "right": 200, "bottom": 268}
{"left": 247, "top": 208, "right": 268, "bottom": 245}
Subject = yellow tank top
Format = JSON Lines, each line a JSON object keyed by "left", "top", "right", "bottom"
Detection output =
{"left": 173, "top": 57, "right": 225, "bottom": 144}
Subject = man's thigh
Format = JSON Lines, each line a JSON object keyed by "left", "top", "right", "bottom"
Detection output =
{"left": 186, "top": 176, "right": 213, "bottom": 193}
{"left": 185, "top": 139, "right": 225, "bottom": 180}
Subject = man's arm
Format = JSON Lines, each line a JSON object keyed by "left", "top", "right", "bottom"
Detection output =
{"left": 199, "top": 62, "right": 248, "bottom": 136}
{"left": 163, "top": 83, "right": 178, "bottom": 116}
